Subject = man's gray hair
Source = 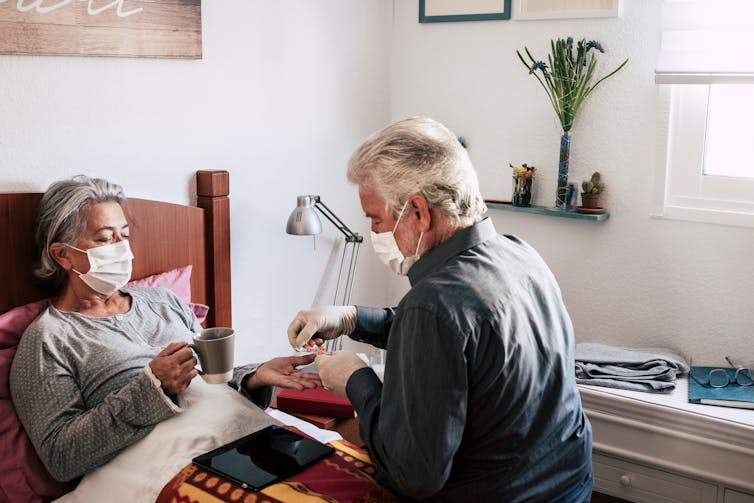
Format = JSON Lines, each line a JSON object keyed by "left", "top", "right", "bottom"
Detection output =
{"left": 347, "top": 117, "right": 486, "bottom": 224}
{"left": 35, "top": 175, "right": 126, "bottom": 288}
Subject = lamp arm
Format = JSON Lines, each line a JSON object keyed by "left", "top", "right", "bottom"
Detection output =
{"left": 314, "top": 197, "right": 363, "bottom": 243}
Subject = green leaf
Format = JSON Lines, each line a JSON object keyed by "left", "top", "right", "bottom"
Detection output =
{"left": 517, "top": 37, "right": 627, "bottom": 133}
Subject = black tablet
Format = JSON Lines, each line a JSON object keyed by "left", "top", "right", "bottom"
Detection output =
{"left": 192, "top": 425, "right": 335, "bottom": 491}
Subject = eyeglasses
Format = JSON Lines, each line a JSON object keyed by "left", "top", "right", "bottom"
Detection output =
{"left": 689, "top": 356, "right": 754, "bottom": 388}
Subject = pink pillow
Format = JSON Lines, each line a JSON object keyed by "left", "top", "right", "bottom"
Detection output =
{"left": 0, "top": 299, "right": 76, "bottom": 502}
{"left": 0, "top": 299, "right": 49, "bottom": 399}
{"left": 0, "top": 265, "right": 208, "bottom": 502}
{"left": 127, "top": 265, "right": 193, "bottom": 303}
{"left": 126, "top": 265, "right": 208, "bottom": 324}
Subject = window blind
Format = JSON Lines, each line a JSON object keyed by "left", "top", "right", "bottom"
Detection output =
{"left": 656, "top": 0, "right": 754, "bottom": 84}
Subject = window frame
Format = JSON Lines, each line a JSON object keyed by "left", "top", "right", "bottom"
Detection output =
{"left": 655, "top": 84, "right": 754, "bottom": 228}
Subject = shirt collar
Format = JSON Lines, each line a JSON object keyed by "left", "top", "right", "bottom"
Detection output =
{"left": 407, "top": 217, "right": 497, "bottom": 285}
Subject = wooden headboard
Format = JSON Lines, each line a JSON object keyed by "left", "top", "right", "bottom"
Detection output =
{"left": 0, "top": 170, "right": 232, "bottom": 328}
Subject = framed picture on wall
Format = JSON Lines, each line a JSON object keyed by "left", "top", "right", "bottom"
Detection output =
{"left": 0, "top": 0, "right": 202, "bottom": 59}
{"left": 517, "top": 0, "right": 620, "bottom": 20}
{"left": 419, "top": 0, "right": 512, "bottom": 23}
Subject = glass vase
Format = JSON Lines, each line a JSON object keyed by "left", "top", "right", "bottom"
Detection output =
{"left": 512, "top": 174, "right": 533, "bottom": 207}
{"left": 556, "top": 132, "right": 570, "bottom": 209}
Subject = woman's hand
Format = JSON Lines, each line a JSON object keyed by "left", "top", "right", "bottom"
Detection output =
{"left": 149, "top": 341, "right": 197, "bottom": 395}
{"left": 245, "top": 354, "right": 322, "bottom": 392}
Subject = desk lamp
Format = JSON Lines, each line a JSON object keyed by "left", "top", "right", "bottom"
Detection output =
{"left": 286, "top": 195, "right": 363, "bottom": 351}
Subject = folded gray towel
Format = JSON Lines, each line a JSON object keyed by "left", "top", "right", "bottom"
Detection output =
{"left": 575, "top": 343, "right": 689, "bottom": 393}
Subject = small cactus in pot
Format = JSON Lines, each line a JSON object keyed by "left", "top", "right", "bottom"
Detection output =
{"left": 581, "top": 171, "right": 604, "bottom": 209}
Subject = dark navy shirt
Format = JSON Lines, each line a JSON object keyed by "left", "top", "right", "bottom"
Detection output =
{"left": 346, "top": 218, "right": 592, "bottom": 501}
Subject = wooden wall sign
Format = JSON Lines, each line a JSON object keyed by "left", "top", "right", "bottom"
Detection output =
{"left": 0, "top": 0, "right": 202, "bottom": 59}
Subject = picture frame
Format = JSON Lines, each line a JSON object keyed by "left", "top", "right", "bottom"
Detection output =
{"left": 0, "top": 0, "right": 202, "bottom": 59}
{"left": 419, "top": 0, "right": 511, "bottom": 23}
{"left": 517, "top": 0, "right": 620, "bottom": 20}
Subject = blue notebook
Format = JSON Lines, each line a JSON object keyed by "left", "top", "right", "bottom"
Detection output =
{"left": 688, "top": 367, "right": 754, "bottom": 410}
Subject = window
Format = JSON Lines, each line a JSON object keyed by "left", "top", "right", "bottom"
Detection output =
{"left": 704, "top": 86, "right": 754, "bottom": 180}
{"left": 660, "top": 84, "right": 754, "bottom": 227}
{"left": 656, "top": 0, "right": 754, "bottom": 227}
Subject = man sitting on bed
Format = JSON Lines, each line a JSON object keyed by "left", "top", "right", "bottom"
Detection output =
{"left": 287, "top": 117, "right": 593, "bottom": 502}
{"left": 9, "top": 175, "right": 321, "bottom": 482}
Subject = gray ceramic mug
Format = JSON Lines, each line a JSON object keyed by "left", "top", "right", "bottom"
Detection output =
{"left": 190, "top": 327, "right": 235, "bottom": 384}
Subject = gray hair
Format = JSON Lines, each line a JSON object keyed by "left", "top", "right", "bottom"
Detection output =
{"left": 346, "top": 117, "right": 486, "bottom": 225}
{"left": 34, "top": 175, "right": 126, "bottom": 288}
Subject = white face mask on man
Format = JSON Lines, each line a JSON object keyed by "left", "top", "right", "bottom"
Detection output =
{"left": 370, "top": 200, "right": 424, "bottom": 276}
{"left": 65, "top": 239, "right": 134, "bottom": 296}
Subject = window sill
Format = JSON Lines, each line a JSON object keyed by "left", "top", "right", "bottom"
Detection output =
{"left": 484, "top": 200, "right": 610, "bottom": 221}
{"left": 651, "top": 204, "right": 754, "bottom": 229}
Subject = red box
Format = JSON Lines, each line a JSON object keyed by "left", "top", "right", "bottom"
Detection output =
{"left": 276, "top": 388, "right": 355, "bottom": 418}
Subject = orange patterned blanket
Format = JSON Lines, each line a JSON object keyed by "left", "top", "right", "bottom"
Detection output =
{"left": 155, "top": 438, "right": 398, "bottom": 503}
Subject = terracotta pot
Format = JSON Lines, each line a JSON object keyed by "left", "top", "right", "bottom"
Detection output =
{"left": 581, "top": 192, "right": 601, "bottom": 209}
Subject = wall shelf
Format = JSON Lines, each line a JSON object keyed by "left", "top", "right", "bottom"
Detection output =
{"left": 484, "top": 200, "right": 610, "bottom": 221}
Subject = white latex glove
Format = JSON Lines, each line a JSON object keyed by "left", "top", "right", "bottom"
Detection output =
{"left": 315, "top": 351, "right": 368, "bottom": 397}
{"left": 287, "top": 305, "right": 357, "bottom": 350}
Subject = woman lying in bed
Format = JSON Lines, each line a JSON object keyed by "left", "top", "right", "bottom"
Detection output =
{"left": 8, "top": 175, "right": 321, "bottom": 483}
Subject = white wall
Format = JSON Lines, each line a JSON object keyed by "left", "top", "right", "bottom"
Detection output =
{"left": 0, "top": 1, "right": 393, "bottom": 363}
{"left": 390, "top": 0, "right": 754, "bottom": 364}
{"left": 3, "top": 1, "right": 752, "bottom": 367}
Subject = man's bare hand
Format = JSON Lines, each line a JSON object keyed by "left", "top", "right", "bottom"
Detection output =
{"left": 149, "top": 341, "right": 197, "bottom": 395}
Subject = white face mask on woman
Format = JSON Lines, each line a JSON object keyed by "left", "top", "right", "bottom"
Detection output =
{"left": 370, "top": 200, "right": 424, "bottom": 276}
{"left": 66, "top": 240, "right": 134, "bottom": 296}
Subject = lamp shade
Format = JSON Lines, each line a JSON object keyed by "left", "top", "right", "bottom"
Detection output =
{"left": 286, "top": 195, "right": 322, "bottom": 235}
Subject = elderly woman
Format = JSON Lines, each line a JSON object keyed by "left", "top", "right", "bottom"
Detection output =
{"left": 9, "top": 175, "right": 320, "bottom": 482}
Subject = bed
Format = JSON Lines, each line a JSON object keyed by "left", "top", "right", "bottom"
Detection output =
{"left": 0, "top": 170, "right": 395, "bottom": 503}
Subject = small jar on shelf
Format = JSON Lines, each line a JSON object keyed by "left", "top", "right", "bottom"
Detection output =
{"left": 510, "top": 163, "right": 536, "bottom": 207}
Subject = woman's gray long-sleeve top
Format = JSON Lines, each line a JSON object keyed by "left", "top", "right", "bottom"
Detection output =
{"left": 9, "top": 286, "right": 267, "bottom": 482}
